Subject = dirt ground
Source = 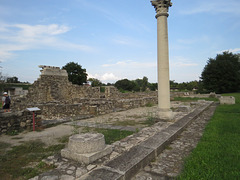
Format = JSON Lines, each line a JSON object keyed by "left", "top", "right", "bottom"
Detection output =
{"left": 0, "top": 102, "right": 187, "bottom": 148}
{"left": 0, "top": 106, "right": 159, "bottom": 147}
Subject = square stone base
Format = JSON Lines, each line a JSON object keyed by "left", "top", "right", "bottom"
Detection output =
{"left": 61, "top": 145, "right": 112, "bottom": 164}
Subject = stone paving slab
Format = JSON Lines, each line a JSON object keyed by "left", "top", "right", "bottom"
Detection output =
{"left": 81, "top": 101, "right": 214, "bottom": 180}
{"left": 65, "top": 121, "right": 138, "bottom": 132}
{"left": 105, "top": 145, "right": 155, "bottom": 180}
{"left": 79, "top": 167, "right": 124, "bottom": 180}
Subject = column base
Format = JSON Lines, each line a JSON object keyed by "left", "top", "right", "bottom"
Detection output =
{"left": 157, "top": 108, "right": 173, "bottom": 120}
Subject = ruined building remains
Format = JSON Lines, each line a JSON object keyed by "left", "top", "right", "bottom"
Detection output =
{"left": 13, "top": 66, "right": 157, "bottom": 119}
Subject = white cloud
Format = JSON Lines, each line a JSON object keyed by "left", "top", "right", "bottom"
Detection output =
{"left": 219, "top": 48, "right": 240, "bottom": 54}
{"left": 177, "top": 35, "right": 209, "bottom": 45}
{"left": 102, "top": 60, "right": 156, "bottom": 68}
{"left": 88, "top": 72, "right": 120, "bottom": 83}
{"left": 112, "top": 36, "right": 142, "bottom": 46}
{"left": 170, "top": 56, "right": 198, "bottom": 67}
{"left": 13, "top": 24, "right": 70, "bottom": 37}
{"left": 171, "top": 62, "right": 198, "bottom": 67}
{"left": 0, "top": 23, "right": 93, "bottom": 62}
{"left": 181, "top": 1, "right": 240, "bottom": 15}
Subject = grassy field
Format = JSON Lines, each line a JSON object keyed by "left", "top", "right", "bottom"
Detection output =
{"left": 178, "top": 93, "right": 240, "bottom": 180}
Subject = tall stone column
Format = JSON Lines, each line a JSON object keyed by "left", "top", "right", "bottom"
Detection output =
{"left": 151, "top": 0, "right": 173, "bottom": 120}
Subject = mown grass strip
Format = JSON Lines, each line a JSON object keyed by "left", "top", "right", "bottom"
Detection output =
{"left": 178, "top": 93, "right": 240, "bottom": 180}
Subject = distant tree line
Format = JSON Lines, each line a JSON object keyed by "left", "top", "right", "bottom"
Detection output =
{"left": 60, "top": 52, "right": 240, "bottom": 94}
{"left": 2, "top": 51, "right": 239, "bottom": 94}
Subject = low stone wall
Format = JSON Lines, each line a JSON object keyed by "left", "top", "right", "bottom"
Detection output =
{"left": 0, "top": 111, "right": 41, "bottom": 134}
{"left": 22, "top": 96, "right": 158, "bottom": 120}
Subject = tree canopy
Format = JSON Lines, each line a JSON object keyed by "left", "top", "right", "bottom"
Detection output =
{"left": 114, "top": 77, "right": 158, "bottom": 92}
{"left": 201, "top": 51, "right": 240, "bottom": 93}
{"left": 115, "top": 79, "right": 136, "bottom": 92}
{"left": 62, "top": 62, "right": 88, "bottom": 85}
{"left": 88, "top": 78, "right": 103, "bottom": 87}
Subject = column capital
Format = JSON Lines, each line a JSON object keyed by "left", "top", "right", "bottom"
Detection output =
{"left": 151, "top": 0, "right": 172, "bottom": 18}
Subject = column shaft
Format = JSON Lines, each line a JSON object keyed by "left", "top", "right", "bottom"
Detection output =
{"left": 157, "top": 15, "right": 172, "bottom": 119}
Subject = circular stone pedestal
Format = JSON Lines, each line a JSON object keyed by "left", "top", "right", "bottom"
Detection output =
{"left": 68, "top": 133, "right": 106, "bottom": 154}
{"left": 61, "top": 133, "right": 112, "bottom": 164}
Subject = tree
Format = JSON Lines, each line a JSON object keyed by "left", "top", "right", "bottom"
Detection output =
{"left": 7, "top": 76, "right": 20, "bottom": 83}
{"left": 115, "top": 79, "right": 136, "bottom": 92}
{"left": 62, "top": 62, "right": 88, "bottom": 85}
{"left": 201, "top": 51, "right": 240, "bottom": 93}
{"left": 148, "top": 82, "right": 157, "bottom": 91}
{"left": 170, "top": 80, "right": 178, "bottom": 90}
{"left": 88, "top": 78, "right": 103, "bottom": 87}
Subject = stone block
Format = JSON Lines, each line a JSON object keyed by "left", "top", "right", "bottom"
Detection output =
{"left": 219, "top": 96, "right": 235, "bottom": 105}
{"left": 61, "top": 133, "right": 112, "bottom": 164}
{"left": 105, "top": 145, "right": 155, "bottom": 180}
{"left": 61, "top": 145, "right": 112, "bottom": 165}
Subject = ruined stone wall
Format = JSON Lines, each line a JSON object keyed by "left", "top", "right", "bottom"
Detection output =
{"left": 24, "top": 96, "right": 157, "bottom": 119}
{"left": 11, "top": 66, "right": 159, "bottom": 119}
{"left": 13, "top": 66, "right": 101, "bottom": 110}
{"left": 0, "top": 111, "right": 41, "bottom": 134}
{"left": 105, "top": 86, "right": 120, "bottom": 98}
{"left": 26, "top": 66, "right": 101, "bottom": 103}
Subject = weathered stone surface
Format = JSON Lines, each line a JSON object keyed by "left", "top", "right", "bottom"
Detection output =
{"left": 0, "top": 110, "right": 40, "bottom": 134}
{"left": 61, "top": 133, "right": 112, "bottom": 164}
{"left": 68, "top": 133, "right": 106, "bottom": 154}
{"left": 105, "top": 145, "right": 155, "bottom": 179}
{"left": 61, "top": 145, "right": 112, "bottom": 165}
{"left": 60, "top": 175, "right": 75, "bottom": 180}
{"left": 79, "top": 167, "right": 124, "bottom": 180}
{"left": 219, "top": 96, "right": 235, "bottom": 104}
{"left": 176, "top": 105, "right": 190, "bottom": 112}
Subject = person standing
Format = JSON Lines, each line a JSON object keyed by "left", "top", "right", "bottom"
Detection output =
{"left": 2, "top": 92, "right": 11, "bottom": 112}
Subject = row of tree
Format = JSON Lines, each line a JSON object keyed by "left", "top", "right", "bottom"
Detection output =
{"left": 54, "top": 51, "right": 240, "bottom": 94}
{"left": 1, "top": 51, "right": 239, "bottom": 94}
{"left": 61, "top": 62, "right": 203, "bottom": 92}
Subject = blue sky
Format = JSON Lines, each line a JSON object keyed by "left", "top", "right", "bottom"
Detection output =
{"left": 0, "top": 0, "right": 239, "bottom": 83}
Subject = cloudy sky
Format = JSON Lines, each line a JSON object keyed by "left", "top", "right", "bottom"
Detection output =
{"left": 0, "top": 0, "right": 239, "bottom": 83}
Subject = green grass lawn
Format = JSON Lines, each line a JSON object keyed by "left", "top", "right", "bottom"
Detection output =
{"left": 178, "top": 93, "right": 240, "bottom": 180}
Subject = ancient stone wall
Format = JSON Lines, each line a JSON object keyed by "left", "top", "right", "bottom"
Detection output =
{"left": 12, "top": 65, "right": 158, "bottom": 119}
{"left": 25, "top": 66, "right": 100, "bottom": 104}
{"left": 0, "top": 111, "right": 41, "bottom": 134}
{"left": 13, "top": 66, "right": 101, "bottom": 110}
{"left": 24, "top": 96, "right": 157, "bottom": 119}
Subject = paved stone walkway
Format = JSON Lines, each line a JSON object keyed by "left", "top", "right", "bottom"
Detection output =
{"left": 28, "top": 101, "right": 216, "bottom": 180}
{"left": 132, "top": 103, "right": 217, "bottom": 180}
